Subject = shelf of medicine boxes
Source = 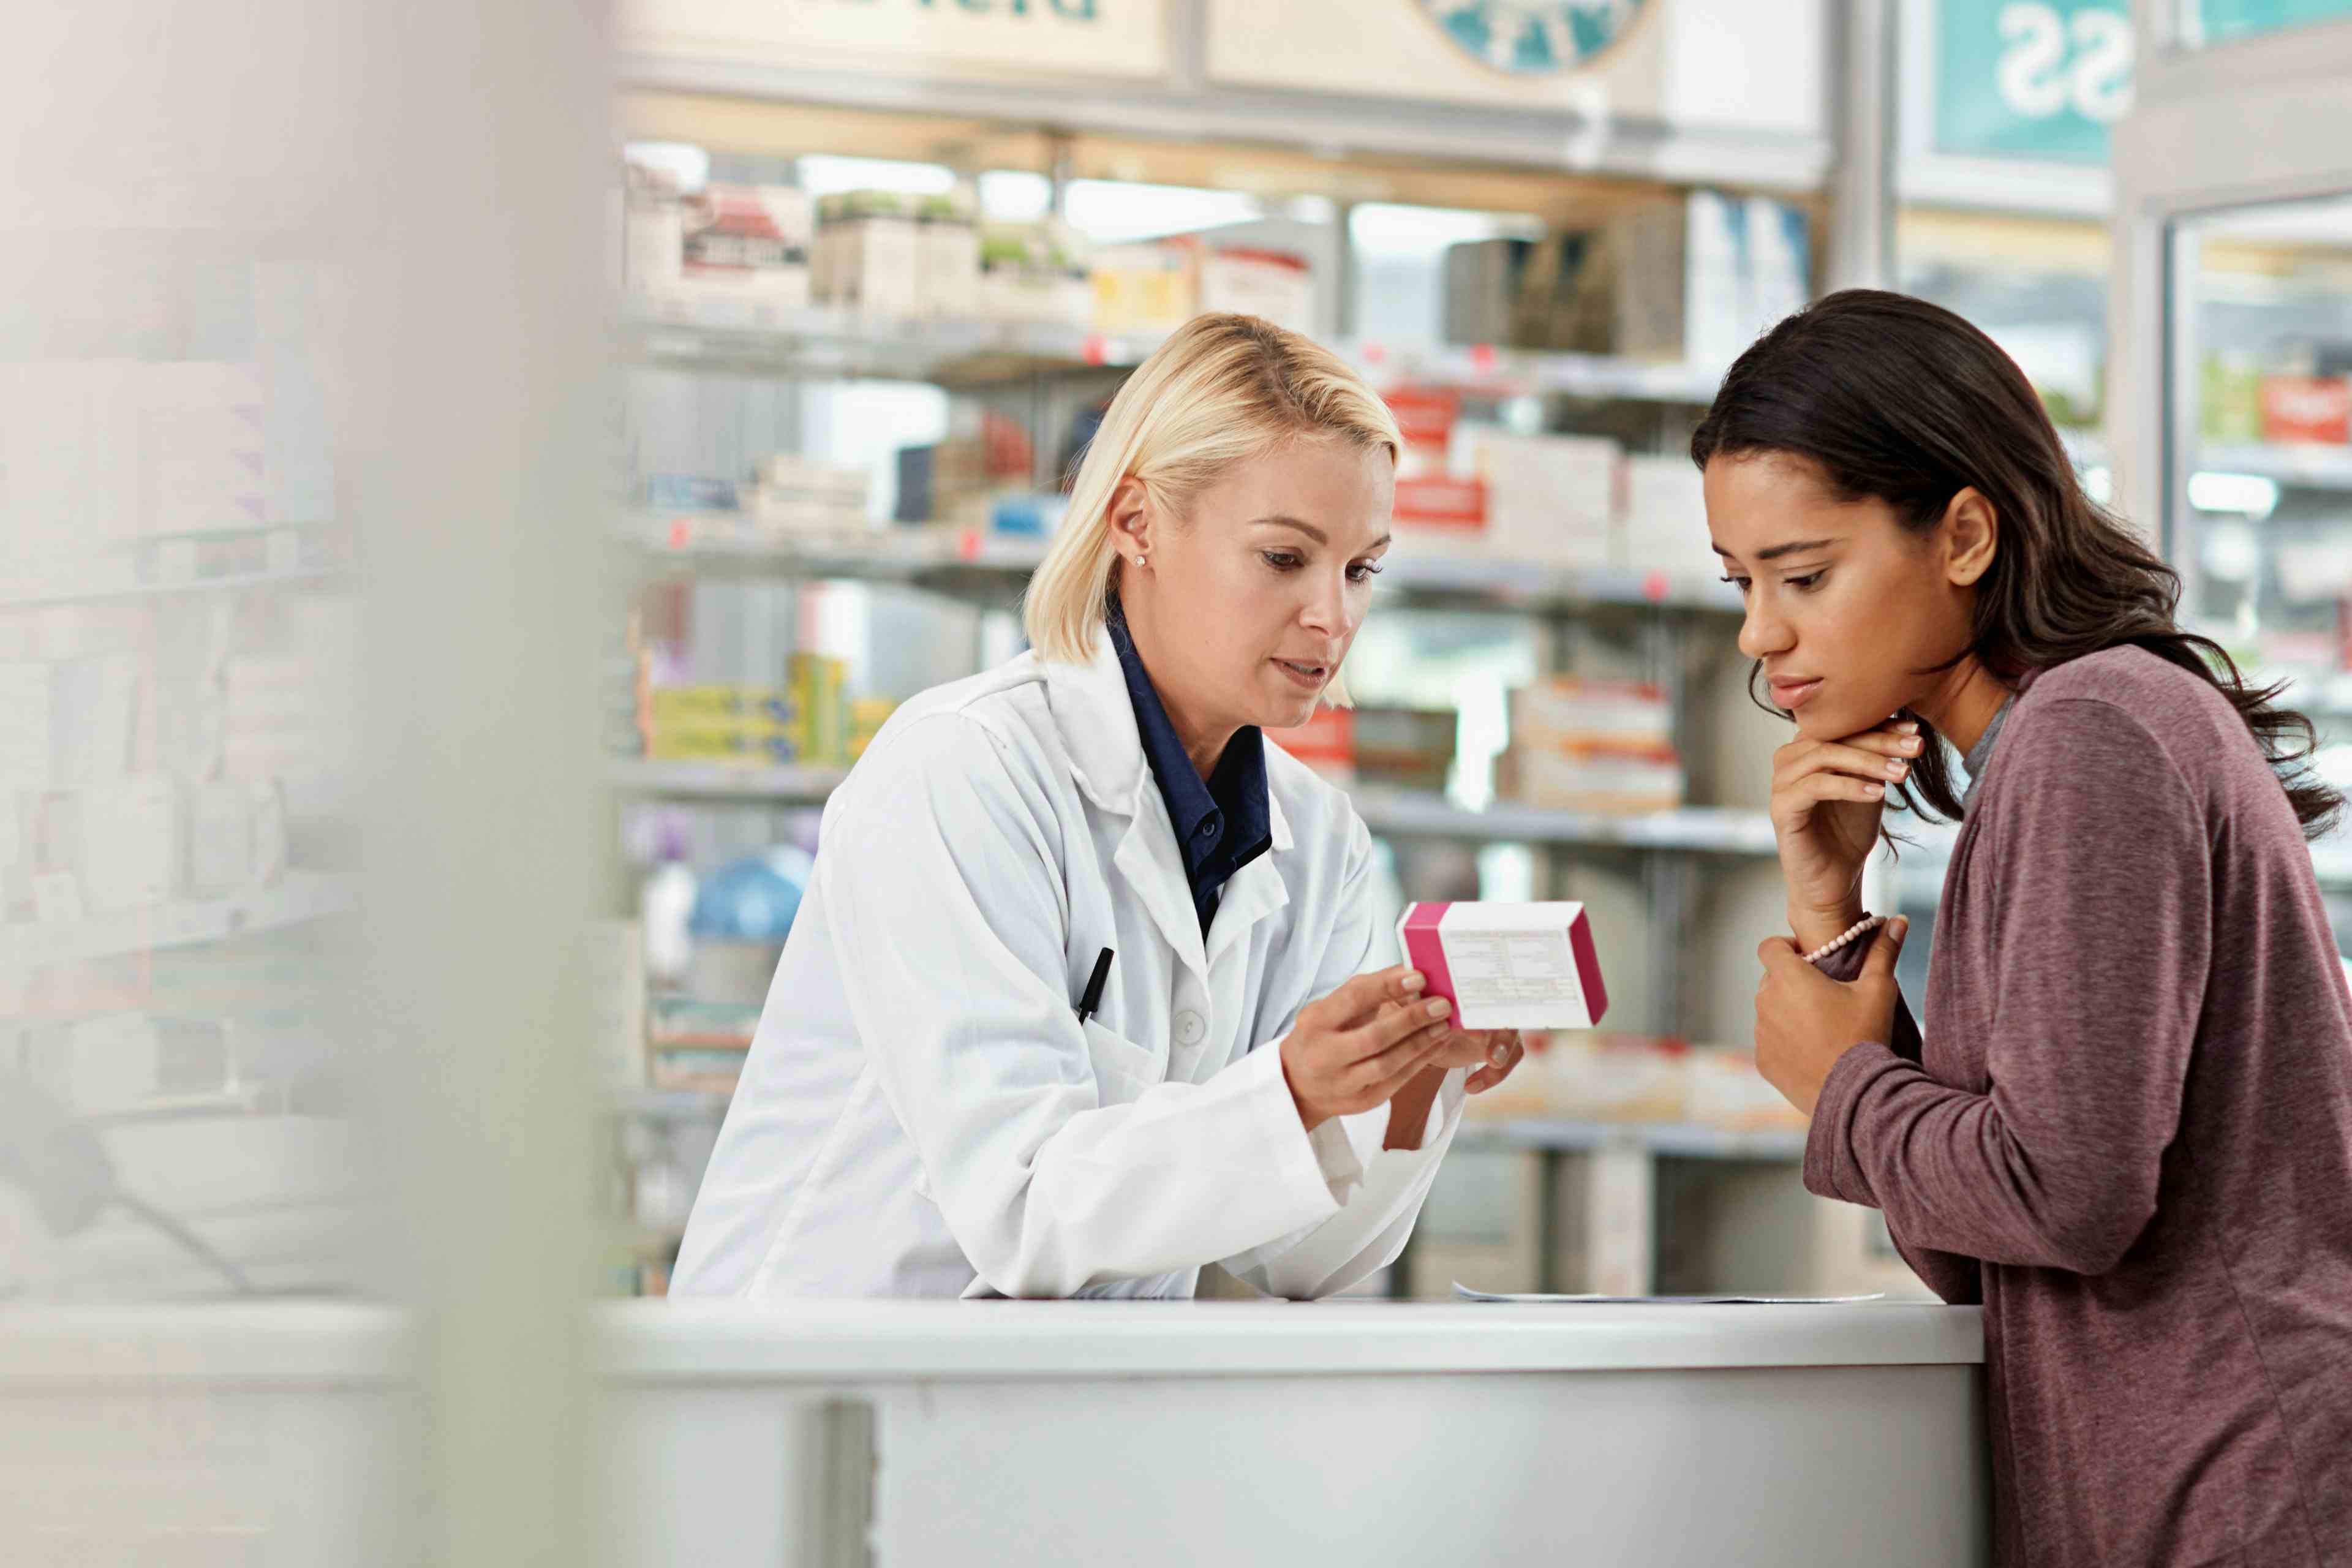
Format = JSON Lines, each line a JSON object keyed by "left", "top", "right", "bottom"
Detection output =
{"left": 0, "top": 525, "right": 356, "bottom": 611}
{"left": 609, "top": 757, "right": 1778, "bottom": 858}
{"left": 0, "top": 562, "right": 353, "bottom": 612}
{"left": 0, "top": 871, "right": 355, "bottom": 971}
{"left": 623, "top": 296, "right": 1728, "bottom": 405}
{"left": 608, "top": 1083, "right": 1804, "bottom": 1160}
{"left": 615, "top": 518, "right": 1749, "bottom": 617}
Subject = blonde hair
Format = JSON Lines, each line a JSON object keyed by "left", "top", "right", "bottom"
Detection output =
{"left": 1022, "top": 312, "right": 1401, "bottom": 709}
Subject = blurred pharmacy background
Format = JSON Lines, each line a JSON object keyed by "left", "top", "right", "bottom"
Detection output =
{"left": 7, "top": 0, "right": 2352, "bottom": 1562}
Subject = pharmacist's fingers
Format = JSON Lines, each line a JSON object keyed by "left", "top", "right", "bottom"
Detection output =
{"left": 1349, "top": 1012, "right": 1458, "bottom": 1086}
{"left": 1423, "top": 1026, "right": 1511, "bottom": 1073}
{"left": 1326, "top": 963, "right": 1430, "bottom": 1034}
{"left": 1341, "top": 994, "right": 1452, "bottom": 1061}
{"left": 1465, "top": 1035, "right": 1526, "bottom": 1096}
{"left": 1360, "top": 1023, "right": 1467, "bottom": 1101}
{"left": 1313, "top": 965, "right": 1429, "bottom": 1033}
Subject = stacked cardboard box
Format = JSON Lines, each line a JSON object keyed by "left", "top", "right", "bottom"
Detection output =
{"left": 1501, "top": 678, "right": 1684, "bottom": 815}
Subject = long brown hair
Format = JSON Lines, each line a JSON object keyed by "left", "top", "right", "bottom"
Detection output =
{"left": 1691, "top": 288, "right": 2342, "bottom": 839}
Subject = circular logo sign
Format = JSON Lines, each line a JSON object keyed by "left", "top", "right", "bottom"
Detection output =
{"left": 1417, "top": 0, "right": 1651, "bottom": 75}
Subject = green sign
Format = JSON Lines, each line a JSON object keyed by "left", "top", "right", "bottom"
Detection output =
{"left": 2184, "top": 0, "right": 2352, "bottom": 45}
{"left": 1936, "top": 0, "right": 2135, "bottom": 164}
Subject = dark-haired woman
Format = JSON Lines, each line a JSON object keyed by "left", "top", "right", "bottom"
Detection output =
{"left": 1702, "top": 289, "right": 2352, "bottom": 1566}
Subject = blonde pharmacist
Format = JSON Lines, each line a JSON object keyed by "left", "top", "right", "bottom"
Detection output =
{"left": 672, "top": 315, "right": 1523, "bottom": 1300}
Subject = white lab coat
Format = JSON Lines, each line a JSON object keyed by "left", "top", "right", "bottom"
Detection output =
{"left": 669, "top": 630, "right": 1467, "bottom": 1300}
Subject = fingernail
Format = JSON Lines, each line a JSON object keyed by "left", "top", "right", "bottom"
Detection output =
{"left": 1866, "top": 783, "right": 1885, "bottom": 798}
{"left": 1896, "top": 720, "right": 1920, "bottom": 734}
{"left": 1400, "top": 971, "right": 1428, "bottom": 993}
{"left": 1892, "top": 917, "right": 1910, "bottom": 941}
{"left": 1489, "top": 1044, "right": 1510, "bottom": 1066}
{"left": 1885, "top": 761, "right": 1907, "bottom": 778}
{"left": 1899, "top": 736, "right": 1922, "bottom": 754}
{"left": 1425, "top": 998, "right": 1451, "bottom": 1019}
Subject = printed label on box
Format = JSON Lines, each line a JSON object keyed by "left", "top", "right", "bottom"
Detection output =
{"left": 1396, "top": 900, "right": 1608, "bottom": 1031}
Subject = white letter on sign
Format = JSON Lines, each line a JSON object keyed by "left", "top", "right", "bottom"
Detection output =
{"left": 1996, "top": 3, "right": 2070, "bottom": 118}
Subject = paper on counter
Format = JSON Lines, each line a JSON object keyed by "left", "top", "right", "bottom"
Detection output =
{"left": 1454, "top": 1284, "right": 1887, "bottom": 1305}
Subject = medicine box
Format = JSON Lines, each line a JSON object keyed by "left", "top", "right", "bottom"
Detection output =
{"left": 1396, "top": 901, "right": 1608, "bottom": 1033}
{"left": 678, "top": 184, "right": 815, "bottom": 309}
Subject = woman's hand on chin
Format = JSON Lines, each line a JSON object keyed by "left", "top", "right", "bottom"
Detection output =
{"left": 1752, "top": 919, "right": 1907, "bottom": 1115}
{"left": 1770, "top": 717, "right": 1920, "bottom": 950}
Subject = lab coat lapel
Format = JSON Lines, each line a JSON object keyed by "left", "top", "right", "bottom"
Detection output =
{"left": 1044, "top": 632, "right": 1211, "bottom": 988}
{"left": 1113, "top": 780, "right": 1211, "bottom": 987}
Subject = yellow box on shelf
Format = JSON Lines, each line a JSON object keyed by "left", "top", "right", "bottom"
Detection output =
{"left": 646, "top": 684, "right": 797, "bottom": 724}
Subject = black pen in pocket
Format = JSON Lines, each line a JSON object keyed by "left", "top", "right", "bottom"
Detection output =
{"left": 1075, "top": 947, "right": 1114, "bottom": 1023}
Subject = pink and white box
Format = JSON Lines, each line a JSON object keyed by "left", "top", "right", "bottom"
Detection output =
{"left": 1395, "top": 902, "right": 1609, "bottom": 1031}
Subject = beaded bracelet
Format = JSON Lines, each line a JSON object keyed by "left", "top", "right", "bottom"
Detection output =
{"left": 1802, "top": 914, "right": 1887, "bottom": 967}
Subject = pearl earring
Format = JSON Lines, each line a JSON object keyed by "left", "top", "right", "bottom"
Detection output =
{"left": 1135, "top": 554, "right": 1148, "bottom": 569}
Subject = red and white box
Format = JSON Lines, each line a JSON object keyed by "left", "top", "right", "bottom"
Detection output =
{"left": 1395, "top": 901, "right": 1609, "bottom": 1032}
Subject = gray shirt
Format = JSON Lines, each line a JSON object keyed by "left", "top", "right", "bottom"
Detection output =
{"left": 1958, "top": 693, "right": 2015, "bottom": 818}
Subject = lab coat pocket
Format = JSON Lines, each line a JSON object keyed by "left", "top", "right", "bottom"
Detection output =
{"left": 1079, "top": 1018, "right": 1164, "bottom": 1106}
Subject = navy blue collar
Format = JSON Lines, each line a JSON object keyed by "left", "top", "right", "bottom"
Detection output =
{"left": 1105, "top": 605, "right": 1273, "bottom": 932}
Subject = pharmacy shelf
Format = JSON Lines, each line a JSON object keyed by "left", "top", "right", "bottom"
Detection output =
{"left": 0, "top": 564, "right": 352, "bottom": 612}
{"left": 611, "top": 1087, "right": 739, "bottom": 1122}
{"left": 622, "top": 296, "right": 1726, "bottom": 404}
{"left": 625, "top": 297, "right": 1169, "bottom": 386}
{"left": 1457, "top": 1117, "right": 1809, "bottom": 1162}
{"left": 608, "top": 758, "right": 850, "bottom": 804}
{"left": 0, "top": 872, "right": 355, "bottom": 971}
{"left": 610, "top": 760, "right": 1777, "bottom": 857}
{"left": 617, "top": 518, "right": 1743, "bottom": 617}
{"left": 2196, "top": 442, "right": 2352, "bottom": 491}
{"left": 617, "top": 518, "right": 1048, "bottom": 582}
{"left": 1347, "top": 342, "right": 1723, "bottom": 405}
{"left": 1349, "top": 788, "right": 1779, "bottom": 856}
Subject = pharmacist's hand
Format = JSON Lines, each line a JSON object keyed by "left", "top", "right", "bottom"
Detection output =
{"left": 1280, "top": 967, "right": 1459, "bottom": 1133}
{"left": 1753, "top": 919, "right": 1907, "bottom": 1116}
{"left": 1462, "top": 1029, "right": 1525, "bottom": 1096}
{"left": 1379, "top": 1024, "right": 1520, "bottom": 1150}
{"left": 1770, "top": 718, "right": 1921, "bottom": 950}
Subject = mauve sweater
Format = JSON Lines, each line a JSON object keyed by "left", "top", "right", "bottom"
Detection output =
{"left": 1809, "top": 645, "right": 2352, "bottom": 1566}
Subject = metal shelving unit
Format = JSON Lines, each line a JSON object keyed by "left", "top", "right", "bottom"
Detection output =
{"left": 609, "top": 759, "right": 848, "bottom": 805}
{"left": 624, "top": 299, "right": 1730, "bottom": 405}
{"left": 1458, "top": 1116, "right": 1807, "bottom": 1163}
{"left": 618, "top": 516, "right": 1744, "bottom": 617}
{"left": 0, "top": 872, "right": 356, "bottom": 971}
{"left": 609, "top": 756, "right": 1777, "bottom": 858}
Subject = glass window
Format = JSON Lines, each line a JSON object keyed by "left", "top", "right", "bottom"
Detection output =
{"left": 2170, "top": 194, "right": 2352, "bottom": 944}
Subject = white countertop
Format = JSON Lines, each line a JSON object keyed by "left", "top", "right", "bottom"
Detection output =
{"left": 0, "top": 1299, "right": 1986, "bottom": 1385}
{"left": 603, "top": 1298, "right": 1985, "bottom": 1380}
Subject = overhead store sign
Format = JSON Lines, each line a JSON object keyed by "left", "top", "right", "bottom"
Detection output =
{"left": 1934, "top": 1, "right": 2135, "bottom": 164}
{"left": 1414, "top": 1, "right": 1653, "bottom": 75}
{"left": 2182, "top": 0, "right": 2352, "bottom": 45}
{"left": 1206, "top": 0, "right": 1823, "bottom": 138}
{"left": 622, "top": 0, "right": 1169, "bottom": 81}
